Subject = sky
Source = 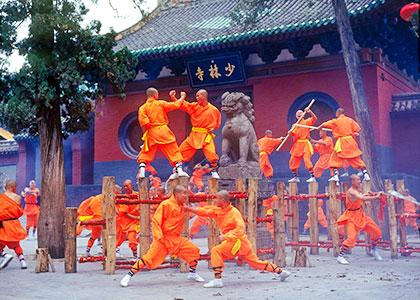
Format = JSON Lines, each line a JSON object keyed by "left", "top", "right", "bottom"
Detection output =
{"left": 6, "top": 0, "right": 158, "bottom": 72}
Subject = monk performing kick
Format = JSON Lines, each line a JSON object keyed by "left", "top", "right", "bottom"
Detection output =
{"left": 185, "top": 190, "right": 291, "bottom": 288}
{"left": 0, "top": 180, "right": 28, "bottom": 270}
{"left": 170, "top": 89, "right": 221, "bottom": 179}
{"left": 22, "top": 180, "right": 40, "bottom": 239}
{"left": 288, "top": 108, "right": 318, "bottom": 183}
{"left": 318, "top": 108, "right": 370, "bottom": 182}
{"left": 137, "top": 87, "right": 188, "bottom": 179}
{"left": 120, "top": 185, "right": 204, "bottom": 287}
{"left": 258, "top": 130, "right": 283, "bottom": 180}
{"left": 336, "top": 175, "right": 383, "bottom": 265}
{"left": 190, "top": 163, "right": 211, "bottom": 191}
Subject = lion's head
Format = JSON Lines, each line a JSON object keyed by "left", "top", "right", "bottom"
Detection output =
{"left": 221, "top": 92, "right": 255, "bottom": 123}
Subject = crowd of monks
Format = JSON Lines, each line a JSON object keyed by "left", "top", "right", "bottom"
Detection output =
{"left": 0, "top": 88, "right": 418, "bottom": 289}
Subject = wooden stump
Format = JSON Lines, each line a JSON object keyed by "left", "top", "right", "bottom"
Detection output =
{"left": 362, "top": 180, "right": 373, "bottom": 255}
{"left": 396, "top": 180, "right": 407, "bottom": 249}
{"left": 385, "top": 180, "right": 398, "bottom": 259}
{"left": 207, "top": 178, "right": 219, "bottom": 268}
{"left": 290, "top": 247, "right": 311, "bottom": 267}
{"left": 308, "top": 182, "right": 319, "bottom": 255}
{"left": 288, "top": 182, "right": 299, "bottom": 251}
{"left": 248, "top": 178, "right": 258, "bottom": 255}
{"left": 103, "top": 177, "right": 116, "bottom": 275}
{"left": 329, "top": 181, "right": 340, "bottom": 257}
{"left": 35, "top": 248, "right": 49, "bottom": 273}
{"left": 273, "top": 182, "right": 286, "bottom": 267}
{"left": 64, "top": 208, "right": 78, "bottom": 273}
{"left": 235, "top": 178, "right": 246, "bottom": 217}
{"left": 325, "top": 186, "right": 332, "bottom": 240}
{"left": 138, "top": 178, "right": 151, "bottom": 258}
{"left": 179, "top": 176, "right": 189, "bottom": 273}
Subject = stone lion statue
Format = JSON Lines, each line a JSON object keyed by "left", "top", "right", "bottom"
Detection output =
{"left": 219, "top": 92, "right": 260, "bottom": 178}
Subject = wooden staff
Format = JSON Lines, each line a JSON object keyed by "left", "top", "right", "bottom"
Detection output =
{"left": 294, "top": 124, "right": 332, "bottom": 132}
{"left": 276, "top": 99, "right": 315, "bottom": 151}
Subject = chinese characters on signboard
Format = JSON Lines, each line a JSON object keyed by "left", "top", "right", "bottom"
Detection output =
{"left": 186, "top": 52, "right": 246, "bottom": 88}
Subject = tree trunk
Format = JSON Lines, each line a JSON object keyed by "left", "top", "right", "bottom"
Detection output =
{"left": 331, "top": 0, "right": 384, "bottom": 191}
{"left": 37, "top": 102, "right": 66, "bottom": 258}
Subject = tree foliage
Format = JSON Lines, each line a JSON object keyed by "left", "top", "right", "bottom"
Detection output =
{"left": 230, "top": 0, "right": 276, "bottom": 30}
{"left": 0, "top": 0, "right": 138, "bottom": 137}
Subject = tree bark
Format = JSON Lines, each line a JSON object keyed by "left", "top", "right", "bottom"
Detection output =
{"left": 331, "top": 0, "right": 384, "bottom": 191}
{"left": 37, "top": 102, "right": 66, "bottom": 258}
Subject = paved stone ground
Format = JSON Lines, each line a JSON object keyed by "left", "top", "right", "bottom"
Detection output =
{"left": 1, "top": 216, "right": 419, "bottom": 300}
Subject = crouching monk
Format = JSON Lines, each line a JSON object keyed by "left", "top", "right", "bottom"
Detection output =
{"left": 185, "top": 190, "right": 291, "bottom": 288}
{"left": 120, "top": 185, "right": 204, "bottom": 287}
{"left": 337, "top": 174, "right": 383, "bottom": 265}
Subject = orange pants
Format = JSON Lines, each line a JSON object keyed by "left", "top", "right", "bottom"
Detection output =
{"left": 138, "top": 142, "right": 183, "bottom": 166}
{"left": 179, "top": 140, "right": 219, "bottom": 163}
{"left": 259, "top": 154, "right": 273, "bottom": 179}
{"left": 304, "top": 208, "right": 328, "bottom": 230}
{"left": 406, "top": 216, "right": 419, "bottom": 230}
{"left": 189, "top": 216, "right": 209, "bottom": 237}
{"left": 342, "top": 217, "right": 381, "bottom": 248}
{"left": 117, "top": 229, "right": 138, "bottom": 251}
{"left": 313, "top": 154, "right": 334, "bottom": 177}
{"left": 25, "top": 213, "right": 39, "bottom": 230}
{"left": 330, "top": 152, "right": 366, "bottom": 170}
{"left": 289, "top": 153, "right": 313, "bottom": 171}
{"left": 210, "top": 238, "right": 282, "bottom": 278}
{"left": 130, "top": 235, "right": 200, "bottom": 274}
{"left": 0, "top": 241, "right": 23, "bottom": 256}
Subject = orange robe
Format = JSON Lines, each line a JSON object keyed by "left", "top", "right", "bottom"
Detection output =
{"left": 258, "top": 136, "right": 282, "bottom": 179}
{"left": 190, "top": 167, "right": 210, "bottom": 191}
{"left": 23, "top": 188, "right": 40, "bottom": 230}
{"left": 196, "top": 204, "right": 283, "bottom": 278}
{"left": 129, "top": 196, "right": 200, "bottom": 273}
{"left": 303, "top": 199, "right": 328, "bottom": 230}
{"left": 137, "top": 97, "right": 183, "bottom": 165}
{"left": 313, "top": 136, "right": 334, "bottom": 177}
{"left": 263, "top": 195, "right": 287, "bottom": 239}
{"left": 116, "top": 191, "right": 139, "bottom": 251}
{"left": 177, "top": 100, "right": 221, "bottom": 163}
{"left": 404, "top": 197, "right": 419, "bottom": 230}
{"left": 289, "top": 117, "right": 315, "bottom": 171}
{"left": 0, "top": 193, "right": 27, "bottom": 242}
{"left": 337, "top": 192, "right": 381, "bottom": 248}
{"left": 145, "top": 163, "right": 157, "bottom": 175}
{"left": 321, "top": 115, "right": 366, "bottom": 170}
{"left": 76, "top": 195, "right": 103, "bottom": 247}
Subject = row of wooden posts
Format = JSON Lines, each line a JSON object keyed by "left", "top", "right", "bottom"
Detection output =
{"left": 62, "top": 177, "right": 411, "bottom": 274}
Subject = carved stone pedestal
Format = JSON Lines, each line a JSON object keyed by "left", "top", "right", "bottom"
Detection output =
{"left": 219, "top": 162, "right": 262, "bottom": 179}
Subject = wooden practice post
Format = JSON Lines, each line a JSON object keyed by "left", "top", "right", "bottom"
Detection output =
{"left": 325, "top": 186, "right": 332, "bottom": 240}
{"left": 308, "top": 182, "right": 319, "bottom": 255}
{"left": 274, "top": 182, "right": 286, "bottom": 267}
{"left": 178, "top": 176, "right": 189, "bottom": 273}
{"left": 288, "top": 182, "right": 299, "bottom": 251}
{"left": 385, "top": 179, "right": 398, "bottom": 259}
{"left": 207, "top": 178, "right": 219, "bottom": 268}
{"left": 103, "top": 177, "right": 116, "bottom": 275}
{"left": 329, "top": 181, "right": 340, "bottom": 257}
{"left": 35, "top": 248, "right": 49, "bottom": 273}
{"left": 138, "top": 178, "right": 150, "bottom": 258}
{"left": 396, "top": 180, "right": 407, "bottom": 249}
{"left": 248, "top": 178, "right": 258, "bottom": 254}
{"left": 362, "top": 180, "right": 373, "bottom": 255}
{"left": 64, "top": 208, "right": 78, "bottom": 273}
{"left": 235, "top": 178, "right": 246, "bottom": 217}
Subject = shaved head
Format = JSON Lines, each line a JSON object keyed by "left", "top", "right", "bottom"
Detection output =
{"left": 217, "top": 190, "right": 230, "bottom": 202}
{"left": 197, "top": 89, "right": 208, "bottom": 97}
{"left": 5, "top": 180, "right": 16, "bottom": 190}
{"left": 350, "top": 174, "right": 359, "bottom": 183}
{"left": 123, "top": 179, "right": 133, "bottom": 186}
{"left": 146, "top": 87, "right": 158, "bottom": 98}
{"left": 265, "top": 130, "right": 272, "bottom": 135}
{"left": 174, "top": 185, "right": 186, "bottom": 195}
{"left": 336, "top": 108, "right": 344, "bottom": 116}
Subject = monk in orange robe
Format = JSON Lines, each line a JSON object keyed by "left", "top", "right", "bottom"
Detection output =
{"left": 149, "top": 175, "right": 162, "bottom": 189}
{"left": 319, "top": 108, "right": 370, "bottom": 182}
{"left": 185, "top": 190, "right": 291, "bottom": 288}
{"left": 145, "top": 163, "right": 157, "bottom": 176}
{"left": 190, "top": 163, "right": 211, "bottom": 191}
{"left": 116, "top": 180, "right": 140, "bottom": 257}
{"left": 303, "top": 199, "right": 328, "bottom": 232}
{"left": 263, "top": 195, "right": 288, "bottom": 239}
{"left": 336, "top": 175, "right": 383, "bottom": 265}
{"left": 312, "top": 130, "right": 334, "bottom": 178}
{"left": 0, "top": 180, "right": 28, "bottom": 270}
{"left": 288, "top": 108, "right": 317, "bottom": 183}
{"left": 22, "top": 180, "right": 40, "bottom": 239}
{"left": 137, "top": 87, "right": 188, "bottom": 179}
{"left": 189, "top": 188, "right": 209, "bottom": 238}
{"left": 403, "top": 189, "right": 419, "bottom": 231}
{"left": 171, "top": 89, "right": 221, "bottom": 179}
{"left": 120, "top": 185, "right": 204, "bottom": 287}
{"left": 258, "top": 130, "right": 283, "bottom": 180}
